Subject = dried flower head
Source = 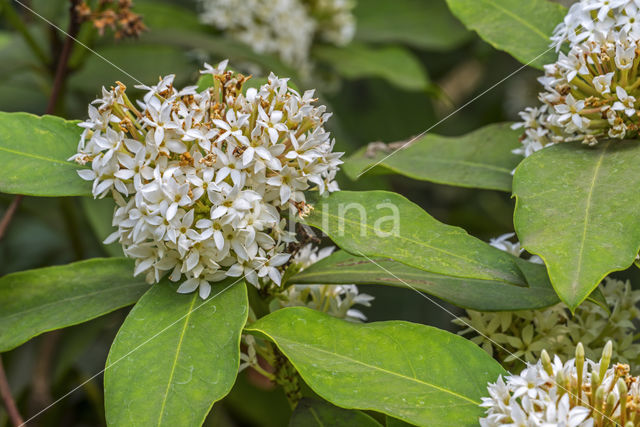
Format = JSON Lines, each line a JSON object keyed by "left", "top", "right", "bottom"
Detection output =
{"left": 197, "top": 0, "right": 355, "bottom": 70}
{"left": 480, "top": 342, "right": 640, "bottom": 426}
{"left": 71, "top": 60, "right": 342, "bottom": 298}
{"left": 514, "top": 0, "right": 640, "bottom": 157}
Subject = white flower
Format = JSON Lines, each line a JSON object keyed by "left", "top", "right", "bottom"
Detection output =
{"left": 612, "top": 85, "right": 637, "bottom": 116}
{"left": 72, "top": 61, "right": 342, "bottom": 298}
{"left": 592, "top": 72, "right": 614, "bottom": 94}
{"left": 555, "top": 94, "right": 589, "bottom": 130}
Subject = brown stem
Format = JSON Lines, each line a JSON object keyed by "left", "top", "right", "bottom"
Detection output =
{"left": 0, "top": 195, "right": 24, "bottom": 241}
{"left": 0, "top": 356, "right": 24, "bottom": 427}
{"left": 29, "top": 331, "right": 61, "bottom": 418}
{"left": 45, "top": 0, "right": 82, "bottom": 115}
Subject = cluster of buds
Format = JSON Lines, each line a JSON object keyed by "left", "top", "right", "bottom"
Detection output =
{"left": 481, "top": 342, "right": 640, "bottom": 426}
{"left": 240, "top": 244, "right": 374, "bottom": 375}
{"left": 71, "top": 61, "right": 342, "bottom": 298}
{"left": 198, "top": 0, "right": 355, "bottom": 70}
{"left": 514, "top": 0, "right": 640, "bottom": 157}
{"left": 75, "top": 0, "right": 146, "bottom": 39}
{"left": 278, "top": 245, "right": 374, "bottom": 322}
{"left": 457, "top": 233, "right": 640, "bottom": 373}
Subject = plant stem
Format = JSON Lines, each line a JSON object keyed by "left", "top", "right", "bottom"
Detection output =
{"left": 0, "top": 356, "right": 24, "bottom": 427}
{"left": 0, "top": 195, "right": 23, "bottom": 241}
{"left": 0, "top": 0, "right": 48, "bottom": 65}
{"left": 46, "top": 0, "right": 82, "bottom": 115}
{"left": 29, "top": 331, "right": 61, "bottom": 417}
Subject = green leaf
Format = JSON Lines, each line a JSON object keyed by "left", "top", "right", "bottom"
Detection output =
{"left": 354, "top": 0, "right": 470, "bottom": 51}
{"left": 290, "top": 250, "right": 559, "bottom": 311}
{"left": 445, "top": 0, "right": 566, "bottom": 69}
{"left": 305, "top": 191, "right": 526, "bottom": 286}
{"left": 0, "top": 112, "right": 90, "bottom": 196}
{"left": 343, "top": 123, "right": 521, "bottom": 192}
{"left": 246, "top": 307, "right": 505, "bottom": 426}
{"left": 289, "top": 398, "right": 382, "bottom": 427}
{"left": 386, "top": 417, "right": 414, "bottom": 427}
{"left": 313, "top": 44, "right": 429, "bottom": 92}
{"left": 104, "top": 280, "right": 248, "bottom": 426}
{"left": 0, "top": 258, "right": 148, "bottom": 352}
{"left": 513, "top": 141, "right": 640, "bottom": 309}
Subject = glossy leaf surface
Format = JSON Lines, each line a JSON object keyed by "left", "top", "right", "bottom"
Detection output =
{"left": 104, "top": 280, "right": 248, "bottom": 426}
{"left": 247, "top": 308, "right": 505, "bottom": 426}
{"left": 513, "top": 141, "right": 640, "bottom": 309}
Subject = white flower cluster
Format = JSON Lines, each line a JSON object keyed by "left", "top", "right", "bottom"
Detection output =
{"left": 279, "top": 245, "right": 374, "bottom": 322}
{"left": 71, "top": 61, "right": 342, "bottom": 298}
{"left": 514, "top": 0, "right": 640, "bottom": 157}
{"left": 198, "top": 0, "right": 355, "bottom": 70}
{"left": 480, "top": 343, "right": 640, "bottom": 426}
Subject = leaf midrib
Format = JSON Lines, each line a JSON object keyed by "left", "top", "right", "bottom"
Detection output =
{"left": 384, "top": 155, "right": 513, "bottom": 174}
{"left": 309, "top": 407, "right": 324, "bottom": 426}
{"left": 0, "top": 145, "right": 78, "bottom": 166}
{"left": 267, "top": 334, "right": 478, "bottom": 405}
{"left": 157, "top": 293, "right": 197, "bottom": 426}
{"left": 572, "top": 143, "right": 608, "bottom": 297}
{"left": 310, "top": 211, "right": 521, "bottom": 284}
{"left": 1, "top": 282, "right": 147, "bottom": 322}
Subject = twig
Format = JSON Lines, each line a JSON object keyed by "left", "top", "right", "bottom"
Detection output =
{"left": 0, "top": 195, "right": 23, "bottom": 241}
{"left": 0, "top": 356, "right": 24, "bottom": 427}
{"left": 46, "top": 0, "right": 82, "bottom": 114}
{"left": 29, "top": 331, "right": 61, "bottom": 417}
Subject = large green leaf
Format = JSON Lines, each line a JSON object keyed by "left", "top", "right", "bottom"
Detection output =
{"left": 513, "top": 141, "right": 640, "bottom": 309}
{"left": 343, "top": 123, "right": 521, "bottom": 192}
{"left": 290, "top": 250, "right": 559, "bottom": 311}
{"left": 0, "top": 258, "right": 147, "bottom": 352}
{"left": 313, "top": 44, "right": 429, "bottom": 92}
{"left": 104, "top": 280, "right": 248, "bottom": 426}
{"left": 289, "top": 398, "right": 382, "bottom": 427}
{"left": 354, "top": 0, "right": 470, "bottom": 50}
{"left": 445, "top": 0, "right": 566, "bottom": 69}
{"left": 0, "top": 112, "right": 90, "bottom": 196}
{"left": 305, "top": 191, "right": 526, "bottom": 286}
{"left": 246, "top": 308, "right": 505, "bottom": 426}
